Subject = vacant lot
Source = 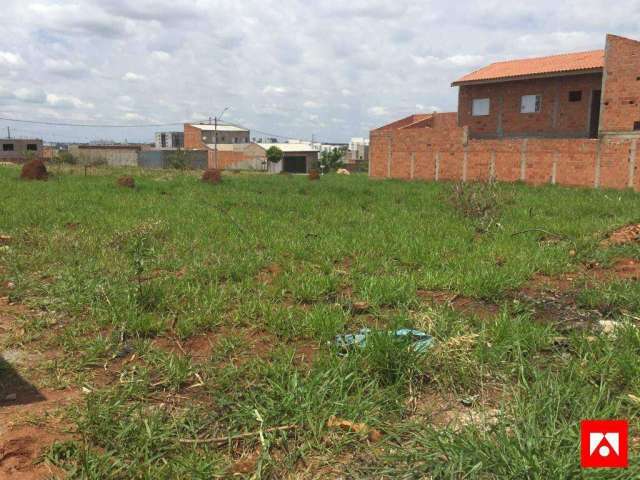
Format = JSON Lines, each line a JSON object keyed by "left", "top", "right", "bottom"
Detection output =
{"left": 1, "top": 165, "right": 639, "bottom": 478}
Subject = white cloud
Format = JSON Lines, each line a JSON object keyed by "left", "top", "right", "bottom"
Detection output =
{"left": 46, "top": 94, "right": 94, "bottom": 109}
{"left": 303, "top": 100, "right": 321, "bottom": 108}
{"left": 0, "top": 51, "right": 24, "bottom": 68}
{"left": 151, "top": 50, "right": 171, "bottom": 61}
{"left": 122, "top": 112, "right": 146, "bottom": 121}
{"left": 122, "top": 72, "right": 146, "bottom": 81}
{"left": 262, "top": 85, "right": 287, "bottom": 95}
{"left": 14, "top": 87, "right": 47, "bottom": 103}
{"left": 411, "top": 54, "right": 484, "bottom": 68}
{"left": 368, "top": 106, "right": 389, "bottom": 116}
{"left": 44, "top": 59, "right": 87, "bottom": 77}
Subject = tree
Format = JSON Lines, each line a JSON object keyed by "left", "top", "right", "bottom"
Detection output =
{"left": 319, "top": 147, "right": 346, "bottom": 171}
{"left": 266, "top": 146, "right": 283, "bottom": 164}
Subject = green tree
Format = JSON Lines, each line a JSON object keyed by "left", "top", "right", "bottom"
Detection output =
{"left": 319, "top": 148, "right": 346, "bottom": 171}
{"left": 266, "top": 146, "right": 283, "bottom": 165}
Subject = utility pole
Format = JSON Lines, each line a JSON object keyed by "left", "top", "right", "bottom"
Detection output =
{"left": 7, "top": 126, "right": 10, "bottom": 139}
{"left": 214, "top": 115, "right": 218, "bottom": 169}
{"left": 213, "top": 107, "right": 230, "bottom": 170}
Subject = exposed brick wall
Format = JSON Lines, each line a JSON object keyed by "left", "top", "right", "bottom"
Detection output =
{"left": 370, "top": 118, "right": 639, "bottom": 191}
{"left": 600, "top": 34, "right": 640, "bottom": 134}
{"left": 458, "top": 73, "right": 603, "bottom": 139}
{"left": 184, "top": 124, "right": 205, "bottom": 149}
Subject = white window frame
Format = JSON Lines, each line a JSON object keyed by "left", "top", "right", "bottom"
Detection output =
{"left": 472, "top": 98, "right": 490, "bottom": 116}
{"left": 521, "top": 94, "right": 542, "bottom": 114}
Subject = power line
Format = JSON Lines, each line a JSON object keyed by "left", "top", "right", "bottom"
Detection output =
{"left": 0, "top": 116, "right": 195, "bottom": 128}
{"left": 0, "top": 115, "right": 328, "bottom": 144}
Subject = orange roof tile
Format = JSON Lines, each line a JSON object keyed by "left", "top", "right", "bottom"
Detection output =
{"left": 452, "top": 50, "right": 604, "bottom": 86}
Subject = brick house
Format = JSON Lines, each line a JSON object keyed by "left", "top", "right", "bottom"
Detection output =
{"left": 183, "top": 123, "right": 250, "bottom": 149}
{"left": 454, "top": 51, "right": 605, "bottom": 139}
{"left": 370, "top": 34, "right": 640, "bottom": 191}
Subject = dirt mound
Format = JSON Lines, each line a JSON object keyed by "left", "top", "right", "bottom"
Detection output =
{"left": 202, "top": 169, "right": 222, "bottom": 184}
{"left": 602, "top": 224, "right": 640, "bottom": 246}
{"left": 308, "top": 169, "right": 320, "bottom": 181}
{"left": 20, "top": 160, "right": 48, "bottom": 181}
{"left": 116, "top": 176, "right": 135, "bottom": 188}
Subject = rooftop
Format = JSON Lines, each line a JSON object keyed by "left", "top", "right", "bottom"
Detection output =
{"left": 257, "top": 142, "right": 318, "bottom": 153}
{"left": 189, "top": 124, "right": 249, "bottom": 132}
{"left": 452, "top": 50, "right": 604, "bottom": 86}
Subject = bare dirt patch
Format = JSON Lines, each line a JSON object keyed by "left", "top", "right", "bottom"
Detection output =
{"left": 515, "top": 257, "right": 640, "bottom": 329}
{"left": 601, "top": 224, "right": 640, "bottom": 246}
{"left": 153, "top": 327, "right": 318, "bottom": 367}
{"left": 418, "top": 258, "right": 639, "bottom": 329}
{"left": 0, "top": 298, "right": 79, "bottom": 480}
{"left": 256, "top": 263, "right": 283, "bottom": 285}
{"left": 0, "top": 425, "right": 69, "bottom": 480}
{"left": 418, "top": 290, "right": 499, "bottom": 319}
{"left": 410, "top": 389, "right": 503, "bottom": 432}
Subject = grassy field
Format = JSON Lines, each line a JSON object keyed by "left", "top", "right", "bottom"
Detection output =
{"left": 1, "top": 165, "right": 639, "bottom": 478}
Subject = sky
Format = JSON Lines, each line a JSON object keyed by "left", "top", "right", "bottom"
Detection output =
{"left": 0, "top": 0, "right": 638, "bottom": 144}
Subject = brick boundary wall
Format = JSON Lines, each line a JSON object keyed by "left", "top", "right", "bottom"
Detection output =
{"left": 370, "top": 128, "right": 640, "bottom": 191}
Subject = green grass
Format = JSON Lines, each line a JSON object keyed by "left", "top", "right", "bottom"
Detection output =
{"left": 1, "top": 165, "right": 639, "bottom": 478}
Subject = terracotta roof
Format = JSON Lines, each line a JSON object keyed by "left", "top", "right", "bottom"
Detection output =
{"left": 452, "top": 50, "right": 604, "bottom": 86}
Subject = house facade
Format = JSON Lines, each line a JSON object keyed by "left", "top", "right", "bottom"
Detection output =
{"left": 370, "top": 34, "right": 640, "bottom": 191}
{"left": 0, "top": 138, "right": 43, "bottom": 161}
{"left": 184, "top": 123, "right": 250, "bottom": 149}
{"left": 207, "top": 142, "right": 319, "bottom": 173}
{"left": 154, "top": 131, "right": 184, "bottom": 149}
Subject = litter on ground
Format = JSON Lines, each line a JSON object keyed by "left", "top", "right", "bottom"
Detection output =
{"left": 334, "top": 328, "right": 434, "bottom": 354}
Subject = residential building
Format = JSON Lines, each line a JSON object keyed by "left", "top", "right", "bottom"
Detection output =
{"left": 155, "top": 131, "right": 184, "bottom": 149}
{"left": 348, "top": 137, "right": 370, "bottom": 163}
{"left": 184, "top": 123, "right": 250, "bottom": 149}
{"left": 0, "top": 138, "right": 43, "bottom": 161}
{"left": 454, "top": 51, "right": 604, "bottom": 139}
{"left": 370, "top": 34, "right": 640, "bottom": 191}
{"left": 207, "top": 142, "right": 319, "bottom": 173}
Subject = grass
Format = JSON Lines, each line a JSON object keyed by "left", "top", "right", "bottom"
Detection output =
{"left": 1, "top": 165, "right": 639, "bottom": 478}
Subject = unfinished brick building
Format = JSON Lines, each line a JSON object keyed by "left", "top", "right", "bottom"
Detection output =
{"left": 370, "top": 34, "right": 640, "bottom": 190}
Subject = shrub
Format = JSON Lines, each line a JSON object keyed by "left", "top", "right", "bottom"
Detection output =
{"left": 449, "top": 181, "right": 504, "bottom": 232}
{"left": 167, "top": 150, "right": 188, "bottom": 170}
{"left": 55, "top": 151, "right": 76, "bottom": 165}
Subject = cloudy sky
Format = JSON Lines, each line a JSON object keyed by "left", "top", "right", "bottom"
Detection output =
{"left": 0, "top": 1, "right": 638, "bottom": 143}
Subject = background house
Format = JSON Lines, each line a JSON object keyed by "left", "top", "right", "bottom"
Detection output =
{"left": 154, "top": 131, "right": 184, "bottom": 149}
{"left": 208, "top": 141, "right": 319, "bottom": 173}
{"left": 0, "top": 138, "right": 43, "bottom": 162}
{"left": 348, "top": 137, "right": 370, "bottom": 164}
{"left": 184, "top": 123, "right": 250, "bottom": 149}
